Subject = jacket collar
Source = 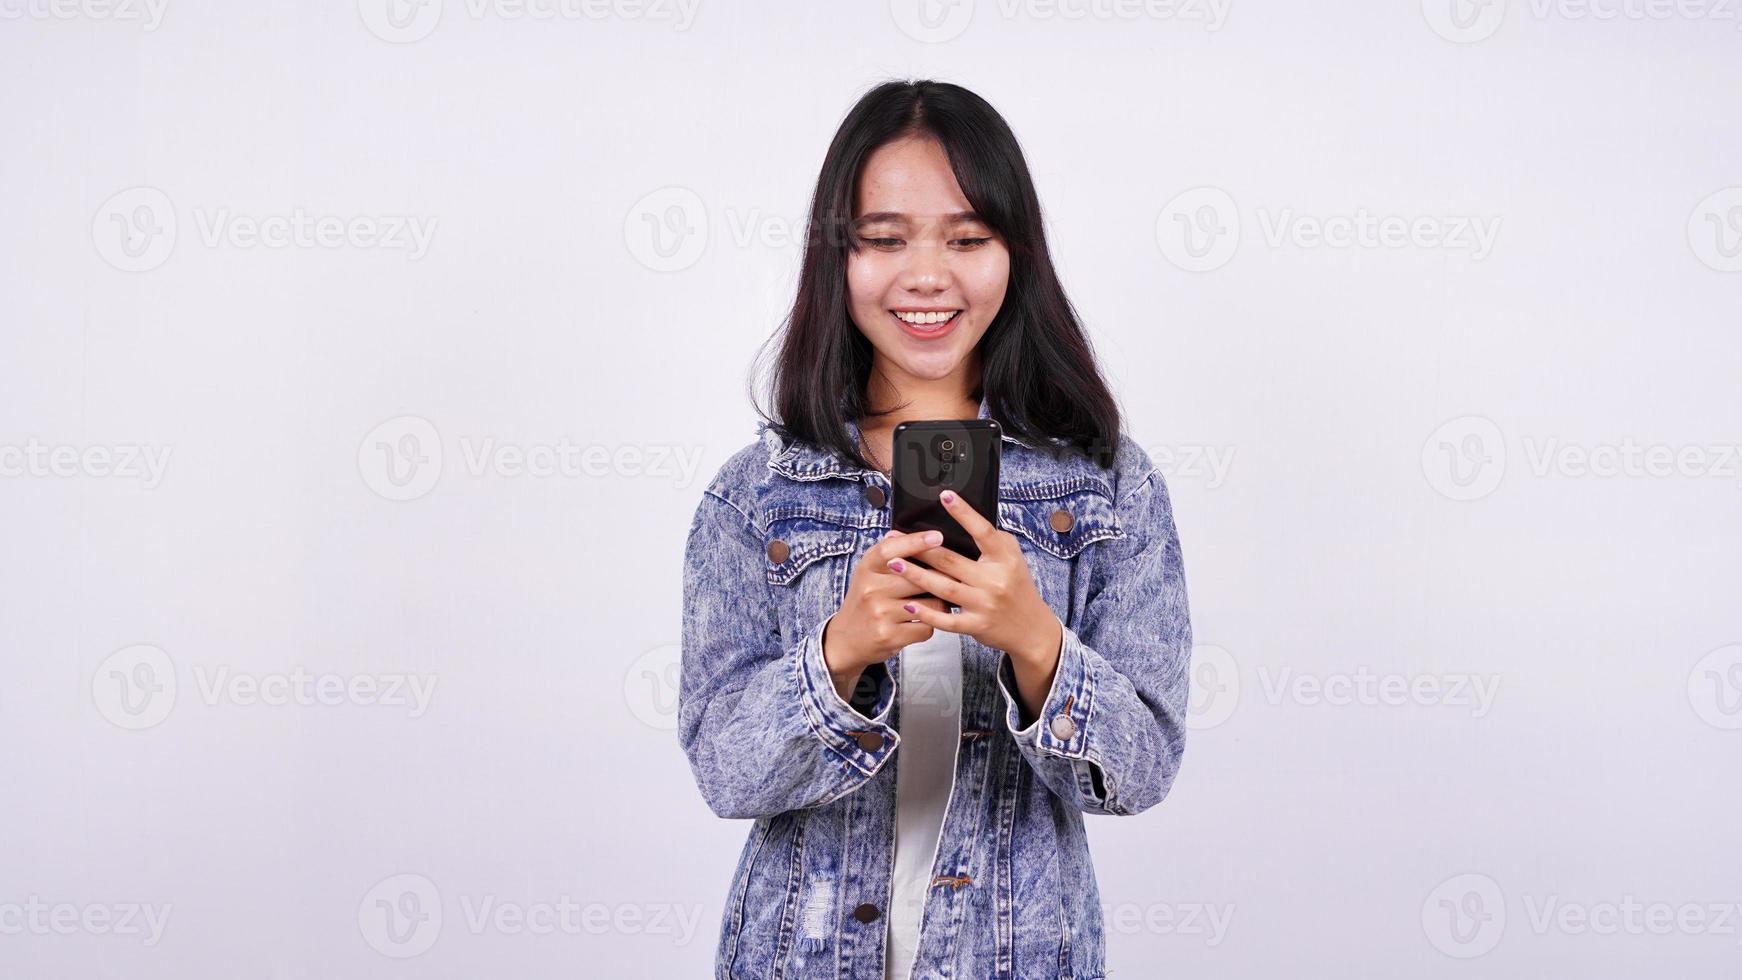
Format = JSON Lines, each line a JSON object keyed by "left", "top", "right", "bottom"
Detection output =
{"left": 763, "top": 392, "right": 1047, "bottom": 483}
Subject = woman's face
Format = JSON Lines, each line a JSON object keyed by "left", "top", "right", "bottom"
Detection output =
{"left": 847, "top": 135, "right": 1010, "bottom": 394}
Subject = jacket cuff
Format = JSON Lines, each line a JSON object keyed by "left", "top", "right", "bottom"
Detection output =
{"left": 796, "top": 612, "right": 900, "bottom": 775}
{"left": 996, "top": 617, "right": 1092, "bottom": 755}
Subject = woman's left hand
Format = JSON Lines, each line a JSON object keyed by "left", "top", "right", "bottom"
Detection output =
{"left": 884, "top": 489, "right": 1063, "bottom": 666}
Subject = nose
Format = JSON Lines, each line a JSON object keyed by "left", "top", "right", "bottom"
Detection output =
{"left": 899, "top": 238, "right": 952, "bottom": 294}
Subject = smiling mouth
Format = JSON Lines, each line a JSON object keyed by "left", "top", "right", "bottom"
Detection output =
{"left": 890, "top": 309, "right": 963, "bottom": 337}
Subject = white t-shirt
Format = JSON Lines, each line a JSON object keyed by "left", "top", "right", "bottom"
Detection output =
{"left": 884, "top": 627, "right": 964, "bottom": 980}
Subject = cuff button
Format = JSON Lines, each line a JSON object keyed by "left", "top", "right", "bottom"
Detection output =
{"left": 1049, "top": 714, "right": 1077, "bottom": 740}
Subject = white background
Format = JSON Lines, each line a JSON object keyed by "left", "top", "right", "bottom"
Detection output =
{"left": 2, "top": 0, "right": 1740, "bottom": 976}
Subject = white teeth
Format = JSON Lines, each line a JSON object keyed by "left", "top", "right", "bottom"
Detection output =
{"left": 894, "top": 310, "right": 961, "bottom": 326}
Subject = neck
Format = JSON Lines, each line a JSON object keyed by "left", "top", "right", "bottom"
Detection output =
{"left": 861, "top": 361, "right": 981, "bottom": 431}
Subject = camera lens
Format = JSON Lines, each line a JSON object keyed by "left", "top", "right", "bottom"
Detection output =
{"left": 940, "top": 439, "right": 955, "bottom": 451}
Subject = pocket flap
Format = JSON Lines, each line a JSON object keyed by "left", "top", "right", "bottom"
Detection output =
{"left": 763, "top": 515, "right": 859, "bottom": 587}
{"left": 998, "top": 479, "right": 1121, "bottom": 559}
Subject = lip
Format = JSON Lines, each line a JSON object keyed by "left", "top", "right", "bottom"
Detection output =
{"left": 890, "top": 309, "right": 962, "bottom": 341}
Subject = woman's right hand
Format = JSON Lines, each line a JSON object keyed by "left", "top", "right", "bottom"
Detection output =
{"left": 821, "top": 529, "right": 954, "bottom": 698}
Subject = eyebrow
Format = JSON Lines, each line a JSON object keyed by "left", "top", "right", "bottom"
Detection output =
{"left": 852, "top": 210, "right": 984, "bottom": 225}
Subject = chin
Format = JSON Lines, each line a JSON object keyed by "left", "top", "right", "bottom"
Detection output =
{"left": 894, "top": 353, "right": 967, "bottom": 380}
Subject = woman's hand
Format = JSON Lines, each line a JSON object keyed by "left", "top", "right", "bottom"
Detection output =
{"left": 821, "top": 530, "right": 953, "bottom": 691}
{"left": 884, "top": 490, "right": 1064, "bottom": 668}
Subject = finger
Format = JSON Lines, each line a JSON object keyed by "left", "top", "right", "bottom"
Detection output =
{"left": 939, "top": 489, "right": 1003, "bottom": 555}
{"left": 892, "top": 596, "right": 950, "bottom": 621}
{"left": 910, "top": 544, "right": 984, "bottom": 584}
{"left": 875, "top": 566, "right": 953, "bottom": 599}
{"left": 900, "top": 601, "right": 967, "bottom": 633}
{"left": 884, "top": 555, "right": 969, "bottom": 605}
{"left": 870, "top": 529, "right": 946, "bottom": 566}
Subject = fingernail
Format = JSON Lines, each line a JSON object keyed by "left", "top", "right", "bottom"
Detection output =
{"left": 883, "top": 530, "right": 899, "bottom": 538}
{"left": 925, "top": 531, "right": 943, "bottom": 546}
{"left": 903, "top": 603, "right": 918, "bottom": 614}
{"left": 941, "top": 490, "right": 956, "bottom": 504}
{"left": 887, "top": 559, "right": 905, "bottom": 573}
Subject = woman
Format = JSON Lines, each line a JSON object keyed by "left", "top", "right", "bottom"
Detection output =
{"left": 679, "top": 79, "right": 1192, "bottom": 980}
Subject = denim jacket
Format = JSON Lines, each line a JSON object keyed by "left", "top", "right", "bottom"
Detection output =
{"left": 678, "top": 395, "right": 1193, "bottom": 980}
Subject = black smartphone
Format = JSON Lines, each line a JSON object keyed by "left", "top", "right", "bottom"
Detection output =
{"left": 889, "top": 419, "right": 1002, "bottom": 602}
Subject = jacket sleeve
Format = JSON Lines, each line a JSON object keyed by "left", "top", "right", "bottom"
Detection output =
{"left": 677, "top": 488, "right": 902, "bottom": 820}
{"left": 993, "top": 466, "right": 1192, "bottom": 816}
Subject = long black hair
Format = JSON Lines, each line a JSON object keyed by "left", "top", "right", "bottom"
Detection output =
{"left": 752, "top": 78, "right": 1122, "bottom": 469}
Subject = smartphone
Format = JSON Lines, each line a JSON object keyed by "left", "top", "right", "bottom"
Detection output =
{"left": 889, "top": 419, "right": 1003, "bottom": 602}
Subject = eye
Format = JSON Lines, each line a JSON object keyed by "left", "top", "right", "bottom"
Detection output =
{"left": 858, "top": 236, "right": 903, "bottom": 249}
{"left": 953, "top": 237, "right": 993, "bottom": 249}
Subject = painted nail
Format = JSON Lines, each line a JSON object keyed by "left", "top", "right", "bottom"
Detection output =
{"left": 903, "top": 603, "right": 918, "bottom": 614}
{"left": 940, "top": 490, "right": 956, "bottom": 504}
{"left": 887, "top": 559, "right": 905, "bottom": 573}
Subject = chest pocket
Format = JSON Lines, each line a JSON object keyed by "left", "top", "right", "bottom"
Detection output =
{"left": 999, "top": 479, "right": 1122, "bottom": 619}
{"left": 762, "top": 509, "right": 860, "bottom": 639}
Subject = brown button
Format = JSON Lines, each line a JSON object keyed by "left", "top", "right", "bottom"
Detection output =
{"left": 766, "top": 538, "right": 790, "bottom": 563}
{"left": 853, "top": 902, "right": 881, "bottom": 923}
{"left": 864, "top": 484, "right": 886, "bottom": 508}
{"left": 856, "top": 731, "right": 884, "bottom": 752}
{"left": 1049, "top": 508, "right": 1075, "bottom": 533}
